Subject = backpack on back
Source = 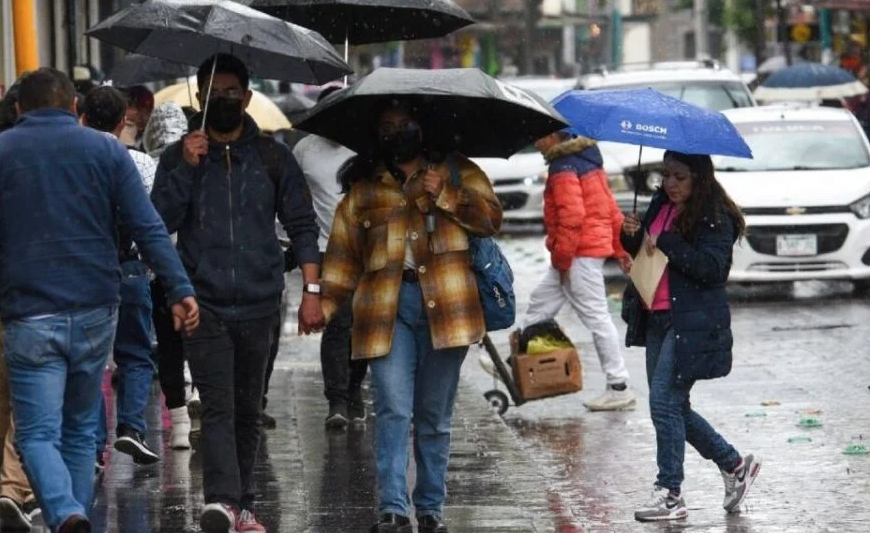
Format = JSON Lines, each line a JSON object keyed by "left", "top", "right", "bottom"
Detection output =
{"left": 446, "top": 156, "right": 516, "bottom": 332}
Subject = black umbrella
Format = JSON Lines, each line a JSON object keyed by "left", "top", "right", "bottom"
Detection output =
{"left": 294, "top": 68, "right": 568, "bottom": 159}
{"left": 108, "top": 54, "right": 195, "bottom": 87}
{"left": 85, "top": 0, "right": 352, "bottom": 85}
{"left": 251, "top": 0, "right": 475, "bottom": 45}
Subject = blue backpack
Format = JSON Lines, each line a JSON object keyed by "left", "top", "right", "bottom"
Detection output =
{"left": 447, "top": 156, "right": 516, "bottom": 331}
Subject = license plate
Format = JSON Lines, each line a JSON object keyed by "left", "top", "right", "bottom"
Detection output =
{"left": 776, "top": 234, "right": 817, "bottom": 256}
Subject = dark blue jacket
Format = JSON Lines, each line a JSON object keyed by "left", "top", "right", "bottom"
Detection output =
{"left": 151, "top": 115, "right": 319, "bottom": 321}
{"left": 620, "top": 190, "right": 737, "bottom": 385}
{"left": 0, "top": 109, "right": 194, "bottom": 321}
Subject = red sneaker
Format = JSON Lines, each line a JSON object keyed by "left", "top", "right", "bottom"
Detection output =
{"left": 235, "top": 509, "right": 267, "bottom": 532}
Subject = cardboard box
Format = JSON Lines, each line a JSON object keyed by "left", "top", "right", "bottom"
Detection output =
{"left": 511, "top": 346, "right": 583, "bottom": 401}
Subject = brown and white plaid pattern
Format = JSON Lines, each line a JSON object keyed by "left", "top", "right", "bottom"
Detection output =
{"left": 321, "top": 155, "right": 503, "bottom": 360}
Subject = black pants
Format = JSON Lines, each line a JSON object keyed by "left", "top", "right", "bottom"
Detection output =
{"left": 184, "top": 308, "right": 278, "bottom": 509}
{"left": 262, "top": 315, "right": 281, "bottom": 411}
{"left": 151, "top": 280, "right": 186, "bottom": 410}
{"left": 321, "top": 299, "right": 368, "bottom": 403}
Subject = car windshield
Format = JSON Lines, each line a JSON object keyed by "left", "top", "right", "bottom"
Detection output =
{"left": 595, "top": 81, "right": 753, "bottom": 111}
{"left": 713, "top": 120, "right": 870, "bottom": 172}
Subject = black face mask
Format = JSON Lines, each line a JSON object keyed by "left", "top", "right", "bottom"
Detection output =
{"left": 379, "top": 127, "right": 423, "bottom": 163}
{"left": 205, "top": 97, "right": 244, "bottom": 133}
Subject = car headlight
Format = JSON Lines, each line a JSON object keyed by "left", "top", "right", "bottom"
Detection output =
{"left": 523, "top": 172, "right": 547, "bottom": 186}
{"left": 646, "top": 171, "right": 663, "bottom": 190}
{"left": 851, "top": 194, "right": 870, "bottom": 219}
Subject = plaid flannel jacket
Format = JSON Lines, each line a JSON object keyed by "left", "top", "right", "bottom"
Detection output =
{"left": 321, "top": 155, "right": 503, "bottom": 360}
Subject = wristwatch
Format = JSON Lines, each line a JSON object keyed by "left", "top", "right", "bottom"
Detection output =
{"left": 303, "top": 282, "right": 322, "bottom": 295}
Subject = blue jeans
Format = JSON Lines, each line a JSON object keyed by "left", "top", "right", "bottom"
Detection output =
{"left": 96, "top": 261, "right": 154, "bottom": 451}
{"left": 645, "top": 312, "right": 740, "bottom": 492}
{"left": 3, "top": 306, "right": 117, "bottom": 530}
{"left": 368, "top": 281, "right": 468, "bottom": 518}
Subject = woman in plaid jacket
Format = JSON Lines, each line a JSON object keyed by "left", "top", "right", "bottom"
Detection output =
{"left": 320, "top": 101, "right": 502, "bottom": 533}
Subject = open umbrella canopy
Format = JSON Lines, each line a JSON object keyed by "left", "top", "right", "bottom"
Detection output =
{"left": 86, "top": 0, "right": 352, "bottom": 85}
{"left": 754, "top": 63, "right": 868, "bottom": 101}
{"left": 294, "top": 68, "right": 568, "bottom": 158}
{"left": 552, "top": 88, "right": 753, "bottom": 158}
{"left": 251, "top": 0, "right": 475, "bottom": 45}
{"left": 155, "top": 81, "right": 292, "bottom": 132}
{"left": 107, "top": 54, "right": 195, "bottom": 86}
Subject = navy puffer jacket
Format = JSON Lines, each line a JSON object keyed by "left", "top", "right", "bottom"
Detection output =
{"left": 620, "top": 190, "right": 738, "bottom": 386}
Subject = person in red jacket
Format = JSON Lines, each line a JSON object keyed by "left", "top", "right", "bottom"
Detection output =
{"left": 482, "top": 130, "right": 635, "bottom": 411}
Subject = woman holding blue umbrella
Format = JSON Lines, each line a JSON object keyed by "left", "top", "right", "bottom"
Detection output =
{"left": 621, "top": 151, "right": 761, "bottom": 522}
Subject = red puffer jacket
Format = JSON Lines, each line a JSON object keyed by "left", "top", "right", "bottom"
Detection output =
{"left": 543, "top": 137, "right": 628, "bottom": 271}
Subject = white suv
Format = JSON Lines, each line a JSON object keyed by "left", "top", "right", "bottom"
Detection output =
{"left": 577, "top": 60, "right": 758, "bottom": 214}
{"left": 714, "top": 105, "right": 870, "bottom": 288}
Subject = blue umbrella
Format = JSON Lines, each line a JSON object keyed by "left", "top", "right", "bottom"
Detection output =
{"left": 754, "top": 63, "right": 868, "bottom": 102}
{"left": 552, "top": 87, "right": 752, "bottom": 211}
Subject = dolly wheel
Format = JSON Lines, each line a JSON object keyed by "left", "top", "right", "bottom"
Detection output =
{"left": 483, "top": 390, "right": 509, "bottom": 416}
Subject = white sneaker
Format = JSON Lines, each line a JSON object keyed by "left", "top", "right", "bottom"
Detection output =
{"left": 169, "top": 406, "right": 192, "bottom": 450}
{"left": 187, "top": 387, "right": 202, "bottom": 419}
{"left": 478, "top": 353, "right": 503, "bottom": 381}
{"left": 635, "top": 486, "right": 688, "bottom": 522}
{"left": 721, "top": 454, "right": 761, "bottom": 513}
{"left": 583, "top": 385, "right": 636, "bottom": 411}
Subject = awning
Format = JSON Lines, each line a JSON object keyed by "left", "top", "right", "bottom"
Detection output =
{"left": 808, "top": 0, "right": 870, "bottom": 10}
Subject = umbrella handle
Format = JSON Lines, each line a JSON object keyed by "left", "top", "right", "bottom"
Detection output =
{"left": 343, "top": 27, "right": 349, "bottom": 87}
{"left": 200, "top": 56, "right": 218, "bottom": 132}
{"left": 633, "top": 145, "right": 644, "bottom": 214}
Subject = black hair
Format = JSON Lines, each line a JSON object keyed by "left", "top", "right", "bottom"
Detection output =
{"left": 16, "top": 68, "right": 76, "bottom": 113}
{"left": 197, "top": 54, "right": 250, "bottom": 93}
{"left": 82, "top": 86, "right": 128, "bottom": 133}
{"left": 0, "top": 81, "right": 22, "bottom": 133}
{"left": 663, "top": 150, "right": 745, "bottom": 239}
{"left": 317, "top": 85, "right": 341, "bottom": 103}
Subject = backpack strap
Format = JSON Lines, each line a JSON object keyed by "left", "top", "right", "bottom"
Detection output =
{"left": 255, "top": 135, "right": 284, "bottom": 212}
{"left": 447, "top": 153, "right": 461, "bottom": 188}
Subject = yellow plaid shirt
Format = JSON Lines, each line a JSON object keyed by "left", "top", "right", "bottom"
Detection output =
{"left": 321, "top": 155, "right": 503, "bottom": 360}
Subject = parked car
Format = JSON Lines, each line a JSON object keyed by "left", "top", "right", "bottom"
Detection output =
{"left": 578, "top": 60, "right": 758, "bottom": 216}
{"left": 471, "top": 77, "right": 629, "bottom": 229}
{"left": 714, "top": 105, "right": 870, "bottom": 290}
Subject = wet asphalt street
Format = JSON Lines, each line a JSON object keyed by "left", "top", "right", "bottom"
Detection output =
{"left": 82, "top": 234, "right": 869, "bottom": 533}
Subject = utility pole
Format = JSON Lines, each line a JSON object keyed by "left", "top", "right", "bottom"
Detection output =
{"left": 67, "top": 0, "right": 78, "bottom": 77}
{"left": 694, "top": 0, "right": 710, "bottom": 59}
{"left": 522, "top": 0, "right": 542, "bottom": 74}
{"left": 754, "top": 0, "right": 766, "bottom": 68}
{"left": 776, "top": 0, "right": 792, "bottom": 65}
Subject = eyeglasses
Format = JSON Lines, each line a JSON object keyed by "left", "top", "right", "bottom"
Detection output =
{"left": 378, "top": 120, "right": 419, "bottom": 137}
{"left": 205, "top": 88, "right": 244, "bottom": 100}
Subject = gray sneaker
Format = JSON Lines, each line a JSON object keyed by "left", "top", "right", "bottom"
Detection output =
{"left": 634, "top": 486, "right": 688, "bottom": 522}
{"left": 722, "top": 454, "right": 762, "bottom": 513}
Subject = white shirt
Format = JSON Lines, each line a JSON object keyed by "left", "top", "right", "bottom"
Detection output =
{"left": 292, "top": 134, "right": 356, "bottom": 253}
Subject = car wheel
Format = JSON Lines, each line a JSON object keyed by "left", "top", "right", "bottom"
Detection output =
{"left": 852, "top": 279, "right": 870, "bottom": 296}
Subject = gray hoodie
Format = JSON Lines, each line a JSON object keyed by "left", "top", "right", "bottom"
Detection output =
{"left": 143, "top": 102, "right": 188, "bottom": 160}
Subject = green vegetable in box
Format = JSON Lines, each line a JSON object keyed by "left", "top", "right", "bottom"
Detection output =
{"left": 526, "top": 335, "right": 573, "bottom": 354}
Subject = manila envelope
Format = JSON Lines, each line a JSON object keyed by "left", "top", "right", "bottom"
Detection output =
{"left": 629, "top": 235, "right": 669, "bottom": 309}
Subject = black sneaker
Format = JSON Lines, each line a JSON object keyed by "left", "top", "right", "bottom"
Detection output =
{"left": 95, "top": 452, "right": 106, "bottom": 476}
{"left": 261, "top": 412, "right": 277, "bottom": 430}
{"left": 114, "top": 425, "right": 159, "bottom": 465}
{"left": 348, "top": 389, "right": 367, "bottom": 425}
{"left": 23, "top": 499, "right": 41, "bottom": 526}
{"left": 0, "top": 496, "right": 32, "bottom": 531}
{"left": 325, "top": 401, "right": 348, "bottom": 430}
{"left": 369, "top": 513, "right": 412, "bottom": 533}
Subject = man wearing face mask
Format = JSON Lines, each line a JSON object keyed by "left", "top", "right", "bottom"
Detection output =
{"left": 151, "top": 54, "right": 323, "bottom": 533}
